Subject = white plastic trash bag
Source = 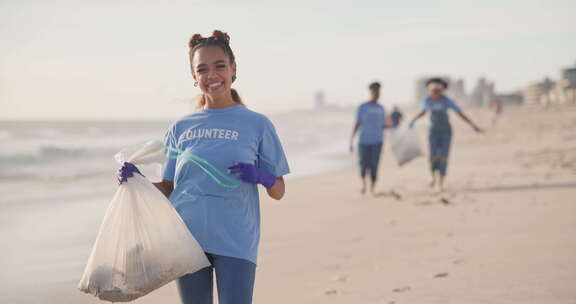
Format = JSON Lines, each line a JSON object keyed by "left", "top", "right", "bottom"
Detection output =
{"left": 390, "top": 123, "right": 422, "bottom": 166}
{"left": 79, "top": 140, "right": 210, "bottom": 302}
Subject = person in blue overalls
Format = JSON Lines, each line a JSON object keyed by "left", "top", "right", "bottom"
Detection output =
{"left": 117, "top": 30, "right": 290, "bottom": 304}
{"left": 409, "top": 78, "right": 482, "bottom": 192}
{"left": 350, "top": 82, "right": 391, "bottom": 195}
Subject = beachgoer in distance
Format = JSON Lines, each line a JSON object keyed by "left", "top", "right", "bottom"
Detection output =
{"left": 350, "top": 82, "right": 392, "bottom": 195}
{"left": 491, "top": 97, "right": 503, "bottom": 126}
{"left": 118, "top": 30, "right": 290, "bottom": 304}
{"left": 409, "top": 78, "right": 482, "bottom": 192}
{"left": 390, "top": 105, "right": 403, "bottom": 128}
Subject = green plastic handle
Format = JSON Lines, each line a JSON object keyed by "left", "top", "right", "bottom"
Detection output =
{"left": 164, "top": 145, "right": 241, "bottom": 189}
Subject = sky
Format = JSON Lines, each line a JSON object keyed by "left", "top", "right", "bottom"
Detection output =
{"left": 1, "top": 0, "right": 575, "bottom": 119}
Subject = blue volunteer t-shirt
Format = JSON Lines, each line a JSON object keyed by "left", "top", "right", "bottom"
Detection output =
{"left": 162, "top": 104, "right": 290, "bottom": 264}
{"left": 421, "top": 96, "right": 462, "bottom": 131}
{"left": 356, "top": 101, "right": 386, "bottom": 144}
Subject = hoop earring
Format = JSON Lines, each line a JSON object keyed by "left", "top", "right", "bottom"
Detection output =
{"left": 194, "top": 81, "right": 198, "bottom": 87}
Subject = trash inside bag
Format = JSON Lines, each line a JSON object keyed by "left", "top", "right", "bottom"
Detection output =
{"left": 78, "top": 140, "right": 211, "bottom": 302}
{"left": 390, "top": 123, "right": 422, "bottom": 166}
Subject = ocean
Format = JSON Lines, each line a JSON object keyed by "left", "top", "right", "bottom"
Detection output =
{"left": 0, "top": 107, "right": 356, "bottom": 204}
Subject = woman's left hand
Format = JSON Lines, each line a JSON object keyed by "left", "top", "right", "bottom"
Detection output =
{"left": 227, "top": 162, "right": 276, "bottom": 189}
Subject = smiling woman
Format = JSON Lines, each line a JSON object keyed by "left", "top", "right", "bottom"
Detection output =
{"left": 188, "top": 30, "right": 244, "bottom": 109}
{"left": 115, "top": 30, "right": 291, "bottom": 304}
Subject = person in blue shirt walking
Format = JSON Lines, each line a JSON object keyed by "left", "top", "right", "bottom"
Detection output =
{"left": 390, "top": 106, "right": 403, "bottom": 128}
{"left": 117, "top": 30, "right": 289, "bottom": 304}
{"left": 350, "top": 82, "right": 391, "bottom": 195}
{"left": 409, "top": 78, "right": 482, "bottom": 192}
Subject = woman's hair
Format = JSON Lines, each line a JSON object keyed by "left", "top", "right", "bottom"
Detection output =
{"left": 188, "top": 30, "right": 244, "bottom": 108}
{"left": 426, "top": 77, "right": 448, "bottom": 89}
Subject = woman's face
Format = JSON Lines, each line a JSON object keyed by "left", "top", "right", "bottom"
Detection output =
{"left": 427, "top": 83, "right": 445, "bottom": 98}
{"left": 191, "top": 45, "right": 236, "bottom": 99}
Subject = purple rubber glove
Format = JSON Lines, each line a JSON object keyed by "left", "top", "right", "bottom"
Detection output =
{"left": 117, "top": 162, "right": 143, "bottom": 184}
{"left": 227, "top": 162, "right": 276, "bottom": 189}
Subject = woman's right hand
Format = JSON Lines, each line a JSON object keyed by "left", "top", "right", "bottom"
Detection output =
{"left": 117, "top": 162, "right": 143, "bottom": 184}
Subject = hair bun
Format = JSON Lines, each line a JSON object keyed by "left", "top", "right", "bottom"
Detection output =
{"left": 211, "top": 30, "right": 230, "bottom": 44}
{"left": 188, "top": 34, "right": 204, "bottom": 48}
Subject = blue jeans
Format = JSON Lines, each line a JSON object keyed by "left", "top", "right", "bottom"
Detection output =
{"left": 428, "top": 129, "right": 452, "bottom": 177}
{"left": 177, "top": 253, "right": 256, "bottom": 304}
{"left": 358, "top": 143, "right": 383, "bottom": 182}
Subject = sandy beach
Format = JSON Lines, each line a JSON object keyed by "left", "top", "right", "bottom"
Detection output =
{"left": 119, "top": 105, "right": 576, "bottom": 303}
{"left": 2, "top": 105, "right": 575, "bottom": 304}
{"left": 256, "top": 109, "right": 576, "bottom": 304}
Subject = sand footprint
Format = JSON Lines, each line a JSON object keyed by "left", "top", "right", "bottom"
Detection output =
{"left": 331, "top": 274, "right": 348, "bottom": 283}
{"left": 324, "top": 289, "right": 338, "bottom": 296}
{"left": 392, "top": 286, "right": 411, "bottom": 293}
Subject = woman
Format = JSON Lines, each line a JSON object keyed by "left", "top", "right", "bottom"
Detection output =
{"left": 118, "top": 30, "right": 290, "bottom": 304}
{"left": 350, "top": 82, "right": 391, "bottom": 195}
{"left": 409, "top": 78, "right": 482, "bottom": 192}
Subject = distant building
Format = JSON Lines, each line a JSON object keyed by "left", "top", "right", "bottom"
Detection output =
{"left": 314, "top": 91, "right": 325, "bottom": 109}
{"left": 469, "top": 77, "right": 495, "bottom": 107}
{"left": 415, "top": 61, "right": 576, "bottom": 108}
{"left": 495, "top": 92, "right": 523, "bottom": 106}
{"left": 521, "top": 63, "right": 576, "bottom": 106}
{"left": 523, "top": 78, "right": 555, "bottom": 106}
{"left": 558, "top": 65, "right": 576, "bottom": 104}
{"left": 450, "top": 79, "right": 468, "bottom": 104}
